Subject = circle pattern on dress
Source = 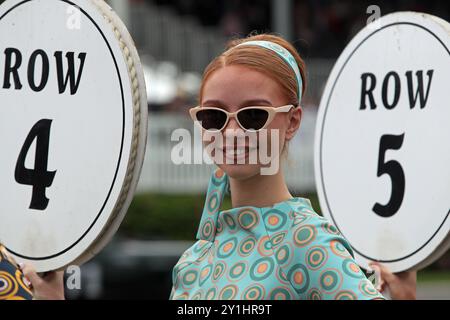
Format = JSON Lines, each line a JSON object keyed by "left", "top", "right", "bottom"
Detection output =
{"left": 250, "top": 257, "right": 275, "bottom": 281}
{"left": 359, "top": 280, "right": 380, "bottom": 298}
{"left": 207, "top": 190, "right": 220, "bottom": 215}
{"left": 199, "top": 264, "right": 213, "bottom": 286}
{"left": 237, "top": 209, "right": 259, "bottom": 230}
{"left": 335, "top": 290, "right": 358, "bottom": 300}
{"left": 216, "top": 219, "right": 223, "bottom": 234}
{"left": 238, "top": 235, "right": 257, "bottom": 257}
{"left": 212, "top": 168, "right": 225, "bottom": 185}
{"left": 287, "top": 263, "right": 310, "bottom": 294}
{"left": 322, "top": 222, "right": 340, "bottom": 235}
{"left": 242, "top": 283, "right": 266, "bottom": 300}
{"left": 269, "top": 286, "right": 293, "bottom": 300}
{"left": 200, "top": 218, "right": 214, "bottom": 240}
{"left": 275, "top": 242, "right": 293, "bottom": 267}
{"left": 319, "top": 268, "right": 343, "bottom": 294}
{"left": 292, "top": 212, "right": 310, "bottom": 225}
{"left": 270, "top": 231, "right": 287, "bottom": 247}
{"left": 257, "top": 235, "right": 273, "bottom": 256}
{"left": 330, "top": 240, "right": 351, "bottom": 258}
{"left": 263, "top": 209, "right": 287, "bottom": 231}
{"left": 222, "top": 212, "right": 237, "bottom": 233}
{"left": 174, "top": 291, "right": 190, "bottom": 300}
{"left": 182, "top": 269, "right": 199, "bottom": 289}
{"left": 193, "top": 240, "right": 209, "bottom": 254}
{"left": 342, "top": 258, "right": 364, "bottom": 279}
{"left": 306, "top": 245, "right": 328, "bottom": 270}
{"left": 219, "top": 284, "right": 238, "bottom": 300}
{"left": 192, "top": 289, "right": 204, "bottom": 300}
{"left": 307, "top": 287, "right": 323, "bottom": 300}
{"left": 217, "top": 237, "right": 238, "bottom": 259}
{"left": 212, "top": 261, "right": 227, "bottom": 282}
{"left": 227, "top": 261, "right": 248, "bottom": 282}
{"left": 293, "top": 224, "right": 317, "bottom": 247}
{"left": 275, "top": 266, "right": 290, "bottom": 285}
{"left": 205, "top": 286, "right": 218, "bottom": 299}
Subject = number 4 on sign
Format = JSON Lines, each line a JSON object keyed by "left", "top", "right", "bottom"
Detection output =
{"left": 15, "top": 119, "right": 56, "bottom": 211}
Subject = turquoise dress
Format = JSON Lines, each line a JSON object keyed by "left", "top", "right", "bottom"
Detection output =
{"left": 170, "top": 168, "right": 384, "bottom": 300}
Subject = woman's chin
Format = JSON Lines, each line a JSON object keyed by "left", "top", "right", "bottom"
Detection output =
{"left": 217, "top": 163, "right": 262, "bottom": 180}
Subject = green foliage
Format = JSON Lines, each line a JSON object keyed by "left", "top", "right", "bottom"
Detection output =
{"left": 418, "top": 270, "right": 450, "bottom": 283}
{"left": 120, "top": 193, "right": 202, "bottom": 240}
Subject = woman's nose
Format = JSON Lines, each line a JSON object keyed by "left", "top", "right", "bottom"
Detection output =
{"left": 222, "top": 116, "right": 246, "bottom": 143}
{"left": 222, "top": 118, "right": 245, "bottom": 146}
{"left": 223, "top": 116, "right": 241, "bottom": 132}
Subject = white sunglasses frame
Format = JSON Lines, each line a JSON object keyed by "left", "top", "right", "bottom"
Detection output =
{"left": 189, "top": 104, "right": 297, "bottom": 132}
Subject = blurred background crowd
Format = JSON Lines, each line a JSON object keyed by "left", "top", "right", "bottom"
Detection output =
{"left": 127, "top": 0, "right": 450, "bottom": 112}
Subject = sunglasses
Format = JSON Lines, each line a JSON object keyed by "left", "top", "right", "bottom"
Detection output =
{"left": 189, "top": 104, "right": 296, "bottom": 131}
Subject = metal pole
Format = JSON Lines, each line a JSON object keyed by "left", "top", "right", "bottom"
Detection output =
{"left": 272, "top": 0, "right": 292, "bottom": 41}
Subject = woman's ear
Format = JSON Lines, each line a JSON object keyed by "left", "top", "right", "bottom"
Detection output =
{"left": 285, "top": 105, "right": 302, "bottom": 141}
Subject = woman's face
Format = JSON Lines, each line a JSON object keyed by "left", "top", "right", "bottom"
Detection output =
{"left": 200, "top": 65, "right": 301, "bottom": 180}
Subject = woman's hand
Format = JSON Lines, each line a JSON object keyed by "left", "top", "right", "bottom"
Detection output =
{"left": 19, "top": 263, "right": 65, "bottom": 300}
{"left": 369, "top": 262, "right": 417, "bottom": 300}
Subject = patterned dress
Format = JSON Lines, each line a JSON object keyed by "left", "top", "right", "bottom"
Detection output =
{"left": 0, "top": 245, "right": 33, "bottom": 300}
{"left": 170, "top": 168, "right": 384, "bottom": 300}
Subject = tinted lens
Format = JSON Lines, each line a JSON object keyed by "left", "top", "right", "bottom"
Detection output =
{"left": 196, "top": 109, "right": 227, "bottom": 130}
{"left": 237, "top": 108, "right": 269, "bottom": 130}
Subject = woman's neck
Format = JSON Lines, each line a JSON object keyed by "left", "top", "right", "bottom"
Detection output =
{"left": 228, "top": 169, "right": 293, "bottom": 208}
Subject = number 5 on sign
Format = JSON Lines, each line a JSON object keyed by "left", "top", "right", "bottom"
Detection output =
{"left": 15, "top": 119, "right": 56, "bottom": 211}
{"left": 373, "top": 133, "right": 405, "bottom": 218}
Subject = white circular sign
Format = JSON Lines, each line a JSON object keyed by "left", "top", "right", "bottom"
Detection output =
{"left": 0, "top": 0, "right": 148, "bottom": 272}
{"left": 314, "top": 12, "right": 450, "bottom": 272}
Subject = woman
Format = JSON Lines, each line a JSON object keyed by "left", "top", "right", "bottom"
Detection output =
{"left": 17, "top": 33, "right": 416, "bottom": 300}
{"left": 169, "top": 33, "right": 416, "bottom": 300}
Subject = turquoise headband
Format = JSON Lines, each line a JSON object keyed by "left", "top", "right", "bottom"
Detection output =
{"left": 236, "top": 40, "right": 303, "bottom": 102}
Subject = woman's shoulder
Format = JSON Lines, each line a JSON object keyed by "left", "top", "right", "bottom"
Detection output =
{"left": 282, "top": 197, "right": 356, "bottom": 258}
{"left": 275, "top": 199, "right": 384, "bottom": 300}
{"left": 285, "top": 198, "right": 342, "bottom": 233}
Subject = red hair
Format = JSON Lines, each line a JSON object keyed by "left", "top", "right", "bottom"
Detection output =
{"left": 199, "top": 33, "right": 307, "bottom": 106}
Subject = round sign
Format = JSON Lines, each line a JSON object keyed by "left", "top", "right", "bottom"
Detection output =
{"left": 0, "top": 0, "right": 148, "bottom": 272}
{"left": 314, "top": 12, "right": 450, "bottom": 272}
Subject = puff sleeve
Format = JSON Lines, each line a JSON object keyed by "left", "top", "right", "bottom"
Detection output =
{"left": 276, "top": 211, "right": 385, "bottom": 300}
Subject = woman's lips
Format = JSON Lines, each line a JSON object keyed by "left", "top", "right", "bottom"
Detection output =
{"left": 222, "top": 146, "right": 258, "bottom": 163}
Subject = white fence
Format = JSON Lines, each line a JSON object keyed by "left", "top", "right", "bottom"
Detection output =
{"left": 136, "top": 109, "right": 318, "bottom": 194}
